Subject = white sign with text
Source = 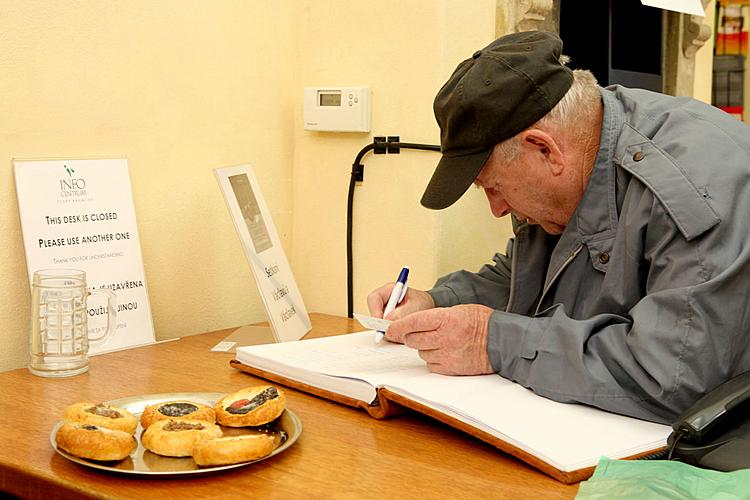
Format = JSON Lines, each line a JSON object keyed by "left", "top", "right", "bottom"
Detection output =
{"left": 14, "top": 158, "right": 156, "bottom": 354}
{"left": 214, "top": 164, "right": 311, "bottom": 343}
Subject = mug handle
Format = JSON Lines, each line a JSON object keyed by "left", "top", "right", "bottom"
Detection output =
{"left": 88, "top": 289, "right": 117, "bottom": 344}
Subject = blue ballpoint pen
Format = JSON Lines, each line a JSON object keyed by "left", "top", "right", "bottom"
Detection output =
{"left": 376, "top": 266, "right": 409, "bottom": 341}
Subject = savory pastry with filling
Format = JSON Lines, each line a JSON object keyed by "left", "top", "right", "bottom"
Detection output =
{"left": 56, "top": 422, "right": 137, "bottom": 461}
{"left": 140, "top": 400, "right": 216, "bottom": 429}
{"left": 214, "top": 385, "right": 286, "bottom": 427}
{"left": 62, "top": 402, "right": 138, "bottom": 435}
{"left": 141, "top": 419, "right": 222, "bottom": 457}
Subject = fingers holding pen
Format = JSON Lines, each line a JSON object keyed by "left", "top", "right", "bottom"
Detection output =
{"left": 367, "top": 286, "right": 436, "bottom": 322}
{"left": 366, "top": 283, "right": 393, "bottom": 319}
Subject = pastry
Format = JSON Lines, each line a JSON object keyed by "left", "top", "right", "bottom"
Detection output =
{"left": 141, "top": 419, "right": 222, "bottom": 457}
{"left": 62, "top": 402, "right": 138, "bottom": 435}
{"left": 56, "top": 422, "right": 136, "bottom": 461}
{"left": 214, "top": 385, "right": 286, "bottom": 427}
{"left": 193, "top": 433, "right": 276, "bottom": 467}
{"left": 140, "top": 400, "right": 216, "bottom": 429}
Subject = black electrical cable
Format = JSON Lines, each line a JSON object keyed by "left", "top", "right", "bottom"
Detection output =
{"left": 393, "top": 142, "right": 442, "bottom": 152}
{"left": 347, "top": 142, "right": 376, "bottom": 319}
{"left": 347, "top": 139, "right": 440, "bottom": 318}
{"left": 667, "top": 430, "right": 685, "bottom": 461}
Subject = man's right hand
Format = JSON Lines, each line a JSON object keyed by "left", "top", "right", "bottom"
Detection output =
{"left": 366, "top": 284, "right": 435, "bottom": 325}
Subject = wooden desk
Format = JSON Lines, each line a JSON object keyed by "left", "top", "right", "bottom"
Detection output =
{"left": 0, "top": 313, "right": 577, "bottom": 499}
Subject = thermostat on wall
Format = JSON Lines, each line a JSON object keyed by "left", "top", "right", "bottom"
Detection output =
{"left": 304, "top": 87, "right": 371, "bottom": 132}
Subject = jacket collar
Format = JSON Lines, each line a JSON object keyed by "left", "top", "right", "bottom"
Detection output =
{"left": 564, "top": 87, "right": 623, "bottom": 243}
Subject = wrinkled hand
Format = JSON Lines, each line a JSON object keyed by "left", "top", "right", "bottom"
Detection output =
{"left": 367, "top": 284, "right": 435, "bottom": 322}
{"left": 387, "top": 304, "right": 494, "bottom": 375}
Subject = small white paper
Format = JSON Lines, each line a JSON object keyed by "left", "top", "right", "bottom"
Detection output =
{"left": 211, "top": 341, "right": 237, "bottom": 352}
{"left": 641, "top": 0, "right": 704, "bottom": 16}
{"left": 353, "top": 313, "right": 392, "bottom": 332}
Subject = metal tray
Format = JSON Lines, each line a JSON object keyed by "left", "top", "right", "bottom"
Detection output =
{"left": 50, "top": 391, "right": 302, "bottom": 477}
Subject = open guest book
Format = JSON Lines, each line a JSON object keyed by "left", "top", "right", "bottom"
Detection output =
{"left": 230, "top": 331, "right": 671, "bottom": 484}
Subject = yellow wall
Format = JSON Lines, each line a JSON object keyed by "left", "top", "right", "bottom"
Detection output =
{"left": 0, "top": 0, "right": 503, "bottom": 372}
{"left": 292, "top": 0, "right": 506, "bottom": 317}
{"left": 0, "top": 0, "right": 298, "bottom": 371}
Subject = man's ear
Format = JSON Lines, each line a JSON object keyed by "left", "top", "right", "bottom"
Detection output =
{"left": 519, "top": 129, "right": 564, "bottom": 175}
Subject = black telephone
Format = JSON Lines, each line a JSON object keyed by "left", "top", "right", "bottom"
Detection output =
{"left": 667, "top": 370, "right": 750, "bottom": 471}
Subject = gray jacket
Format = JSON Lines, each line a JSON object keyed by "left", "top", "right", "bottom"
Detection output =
{"left": 428, "top": 86, "right": 750, "bottom": 424}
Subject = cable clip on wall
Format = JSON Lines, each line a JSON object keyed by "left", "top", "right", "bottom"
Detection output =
{"left": 347, "top": 136, "right": 440, "bottom": 318}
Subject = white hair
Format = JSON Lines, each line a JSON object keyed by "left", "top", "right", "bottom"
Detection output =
{"left": 492, "top": 67, "right": 600, "bottom": 163}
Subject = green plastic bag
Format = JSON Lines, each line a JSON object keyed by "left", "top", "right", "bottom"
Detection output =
{"left": 576, "top": 457, "right": 750, "bottom": 500}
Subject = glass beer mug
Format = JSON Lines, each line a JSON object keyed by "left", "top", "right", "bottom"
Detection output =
{"left": 28, "top": 269, "right": 117, "bottom": 377}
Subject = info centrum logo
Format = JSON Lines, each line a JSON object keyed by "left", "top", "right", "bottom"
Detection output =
{"left": 59, "top": 164, "right": 87, "bottom": 197}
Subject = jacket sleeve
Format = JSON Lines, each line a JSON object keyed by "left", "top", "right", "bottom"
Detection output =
{"left": 427, "top": 247, "right": 512, "bottom": 311}
{"left": 486, "top": 225, "right": 750, "bottom": 425}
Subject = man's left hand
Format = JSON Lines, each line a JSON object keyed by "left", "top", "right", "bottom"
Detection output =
{"left": 386, "top": 304, "right": 495, "bottom": 375}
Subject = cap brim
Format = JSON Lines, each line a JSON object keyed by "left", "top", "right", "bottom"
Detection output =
{"left": 420, "top": 149, "right": 492, "bottom": 210}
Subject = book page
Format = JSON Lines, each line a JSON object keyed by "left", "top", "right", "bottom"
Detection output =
{"left": 237, "top": 331, "right": 428, "bottom": 402}
{"left": 237, "top": 331, "right": 671, "bottom": 472}
{"left": 268, "top": 333, "right": 424, "bottom": 376}
{"left": 237, "top": 331, "right": 421, "bottom": 402}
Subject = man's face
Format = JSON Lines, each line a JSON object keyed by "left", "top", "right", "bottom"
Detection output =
{"left": 474, "top": 141, "right": 569, "bottom": 235}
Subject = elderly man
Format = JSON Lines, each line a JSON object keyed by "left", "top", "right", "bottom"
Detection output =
{"left": 368, "top": 31, "right": 750, "bottom": 424}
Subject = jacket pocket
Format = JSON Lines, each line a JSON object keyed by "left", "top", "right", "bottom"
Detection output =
{"left": 585, "top": 237, "right": 614, "bottom": 273}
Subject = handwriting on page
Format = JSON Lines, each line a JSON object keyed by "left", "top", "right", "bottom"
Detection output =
{"left": 278, "top": 340, "right": 423, "bottom": 376}
{"left": 333, "top": 346, "right": 422, "bottom": 374}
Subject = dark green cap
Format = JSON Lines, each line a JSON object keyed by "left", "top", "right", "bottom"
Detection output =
{"left": 421, "top": 31, "right": 574, "bottom": 210}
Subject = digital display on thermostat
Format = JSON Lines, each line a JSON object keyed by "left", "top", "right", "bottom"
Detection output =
{"left": 319, "top": 92, "right": 341, "bottom": 106}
